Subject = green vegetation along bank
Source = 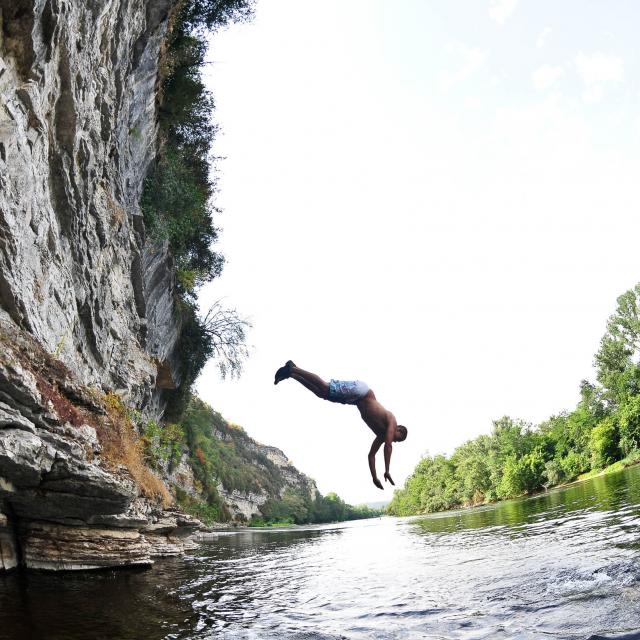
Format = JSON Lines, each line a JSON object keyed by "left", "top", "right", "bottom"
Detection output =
{"left": 139, "top": 395, "right": 380, "bottom": 526}
{"left": 141, "top": 0, "right": 255, "bottom": 417}
{"left": 388, "top": 282, "right": 640, "bottom": 516}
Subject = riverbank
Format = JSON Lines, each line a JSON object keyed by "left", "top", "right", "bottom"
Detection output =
{"left": 574, "top": 450, "right": 640, "bottom": 483}
{"left": 393, "top": 450, "right": 640, "bottom": 520}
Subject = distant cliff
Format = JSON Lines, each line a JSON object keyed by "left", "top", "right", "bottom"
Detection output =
{"left": 171, "top": 397, "right": 320, "bottom": 523}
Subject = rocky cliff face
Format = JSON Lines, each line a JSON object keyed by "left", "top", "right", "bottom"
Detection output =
{"left": 0, "top": 0, "right": 181, "bottom": 406}
{"left": 213, "top": 435, "right": 319, "bottom": 522}
{"left": 0, "top": 0, "right": 320, "bottom": 572}
{"left": 0, "top": 0, "right": 192, "bottom": 571}
{"left": 0, "top": 312, "right": 200, "bottom": 570}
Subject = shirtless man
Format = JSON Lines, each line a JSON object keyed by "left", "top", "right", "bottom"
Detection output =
{"left": 274, "top": 361, "right": 408, "bottom": 490}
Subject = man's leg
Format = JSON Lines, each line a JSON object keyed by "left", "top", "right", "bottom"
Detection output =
{"left": 290, "top": 366, "right": 330, "bottom": 400}
{"left": 274, "top": 361, "right": 329, "bottom": 399}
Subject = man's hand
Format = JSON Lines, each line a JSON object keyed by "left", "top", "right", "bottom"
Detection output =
{"left": 373, "top": 476, "right": 384, "bottom": 490}
{"left": 384, "top": 472, "right": 395, "bottom": 486}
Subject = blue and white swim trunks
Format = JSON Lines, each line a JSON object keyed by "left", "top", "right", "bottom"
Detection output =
{"left": 327, "top": 379, "right": 370, "bottom": 405}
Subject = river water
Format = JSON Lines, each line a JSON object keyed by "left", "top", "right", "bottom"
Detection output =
{"left": 3, "top": 467, "right": 640, "bottom": 640}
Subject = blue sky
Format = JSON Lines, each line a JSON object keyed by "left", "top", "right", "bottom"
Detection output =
{"left": 196, "top": 1, "right": 640, "bottom": 504}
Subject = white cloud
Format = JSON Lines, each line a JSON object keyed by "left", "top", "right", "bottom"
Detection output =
{"left": 532, "top": 64, "right": 564, "bottom": 91}
{"left": 489, "top": 0, "right": 518, "bottom": 25}
{"left": 574, "top": 51, "right": 624, "bottom": 102}
{"left": 536, "top": 26, "right": 552, "bottom": 48}
{"left": 439, "top": 45, "right": 486, "bottom": 92}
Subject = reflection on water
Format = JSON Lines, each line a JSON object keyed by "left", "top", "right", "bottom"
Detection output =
{"left": 3, "top": 468, "right": 640, "bottom": 639}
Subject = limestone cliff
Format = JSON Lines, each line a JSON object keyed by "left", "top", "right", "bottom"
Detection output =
{"left": 0, "top": 0, "right": 320, "bottom": 571}
{"left": 0, "top": 311, "right": 199, "bottom": 571}
{"left": 168, "top": 397, "right": 320, "bottom": 524}
{"left": 0, "top": 0, "right": 181, "bottom": 406}
{"left": 211, "top": 426, "right": 318, "bottom": 522}
{"left": 0, "top": 0, "right": 201, "bottom": 571}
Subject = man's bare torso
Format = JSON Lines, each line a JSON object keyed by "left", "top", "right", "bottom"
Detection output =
{"left": 356, "top": 390, "right": 396, "bottom": 439}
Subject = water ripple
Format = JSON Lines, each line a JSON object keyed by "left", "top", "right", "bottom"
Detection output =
{"left": 3, "top": 469, "right": 640, "bottom": 639}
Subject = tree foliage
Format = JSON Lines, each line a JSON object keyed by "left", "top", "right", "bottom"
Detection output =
{"left": 388, "top": 282, "right": 640, "bottom": 517}
{"left": 175, "top": 396, "right": 380, "bottom": 525}
{"left": 140, "top": 1, "right": 255, "bottom": 413}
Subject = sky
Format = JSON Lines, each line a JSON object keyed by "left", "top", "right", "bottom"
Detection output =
{"left": 195, "top": 0, "right": 640, "bottom": 504}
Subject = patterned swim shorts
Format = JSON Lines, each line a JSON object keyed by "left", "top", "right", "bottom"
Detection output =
{"left": 327, "top": 379, "right": 370, "bottom": 405}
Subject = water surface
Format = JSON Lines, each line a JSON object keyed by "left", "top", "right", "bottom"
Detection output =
{"left": 3, "top": 467, "right": 640, "bottom": 639}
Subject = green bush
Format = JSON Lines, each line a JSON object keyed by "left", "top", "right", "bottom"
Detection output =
{"left": 140, "top": 419, "right": 184, "bottom": 470}
{"left": 544, "top": 459, "right": 565, "bottom": 486}
{"left": 558, "top": 450, "right": 590, "bottom": 480}
{"left": 141, "top": 1, "right": 255, "bottom": 414}
{"left": 141, "top": 149, "right": 224, "bottom": 295}
{"left": 618, "top": 395, "right": 640, "bottom": 455}
{"left": 175, "top": 487, "right": 225, "bottom": 525}
{"left": 497, "top": 451, "right": 546, "bottom": 499}
{"left": 589, "top": 416, "right": 620, "bottom": 469}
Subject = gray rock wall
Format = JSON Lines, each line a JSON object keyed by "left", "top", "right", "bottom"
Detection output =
{"left": 0, "top": 315, "right": 201, "bottom": 571}
{"left": 0, "top": 0, "right": 205, "bottom": 572}
{"left": 0, "top": 0, "right": 180, "bottom": 406}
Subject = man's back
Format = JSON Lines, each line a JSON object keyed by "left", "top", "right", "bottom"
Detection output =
{"left": 357, "top": 390, "right": 396, "bottom": 439}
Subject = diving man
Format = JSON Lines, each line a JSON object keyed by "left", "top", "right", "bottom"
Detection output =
{"left": 274, "top": 361, "right": 408, "bottom": 490}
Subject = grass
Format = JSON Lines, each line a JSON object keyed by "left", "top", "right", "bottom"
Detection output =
{"left": 577, "top": 450, "right": 640, "bottom": 482}
{"left": 248, "top": 518, "right": 295, "bottom": 528}
{"left": 97, "top": 394, "right": 173, "bottom": 506}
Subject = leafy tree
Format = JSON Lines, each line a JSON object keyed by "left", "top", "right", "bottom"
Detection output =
{"left": 544, "top": 459, "right": 564, "bottom": 487}
{"left": 558, "top": 450, "right": 589, "bottom": 480}
{"left": 595, "top": 284, "right": 640, "bottom": 407}
{"left": 179, "top": 0, "right": 256, "bottom": 32}
{"left": 589, "top": 416, "right": 619, "bottom": 468}
{"left": 497, "top": 451, "right": 545, "bottom": 498}
{"left": 618, "top": 395, "right": 640, "bottom": 455}
{"left": 451, "top": 436, "right": 493, "bottom": 503}
{"left": 389, "top": 282, "right": 640, "bottom": 516}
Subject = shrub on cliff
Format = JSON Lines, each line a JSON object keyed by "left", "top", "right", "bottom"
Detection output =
{"left": 182, "top": 396, "right": 282, "bottom": 497}
{"left": 142, "top": 0, "right": 255, "bottom": 414}
{"left": 164, "top": 299, "right": 250, "bottom": 419}
{"left": 140, "top": 149, "right": 224, "bottom": 295}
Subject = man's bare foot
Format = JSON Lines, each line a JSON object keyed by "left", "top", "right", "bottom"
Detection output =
{"left": 274, "top": 360, "right": 296, "bottom": 384}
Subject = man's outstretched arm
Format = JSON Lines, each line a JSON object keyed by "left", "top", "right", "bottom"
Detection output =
{"left": 383, "top": 419, "right": 397, "bottom": 486}
{"left": 368, "top": 437, "right": 384, "bottom": 489}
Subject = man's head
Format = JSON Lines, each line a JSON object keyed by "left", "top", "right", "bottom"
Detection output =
{"left": 394, "top": 425, "right": 408, "bottom": 442}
